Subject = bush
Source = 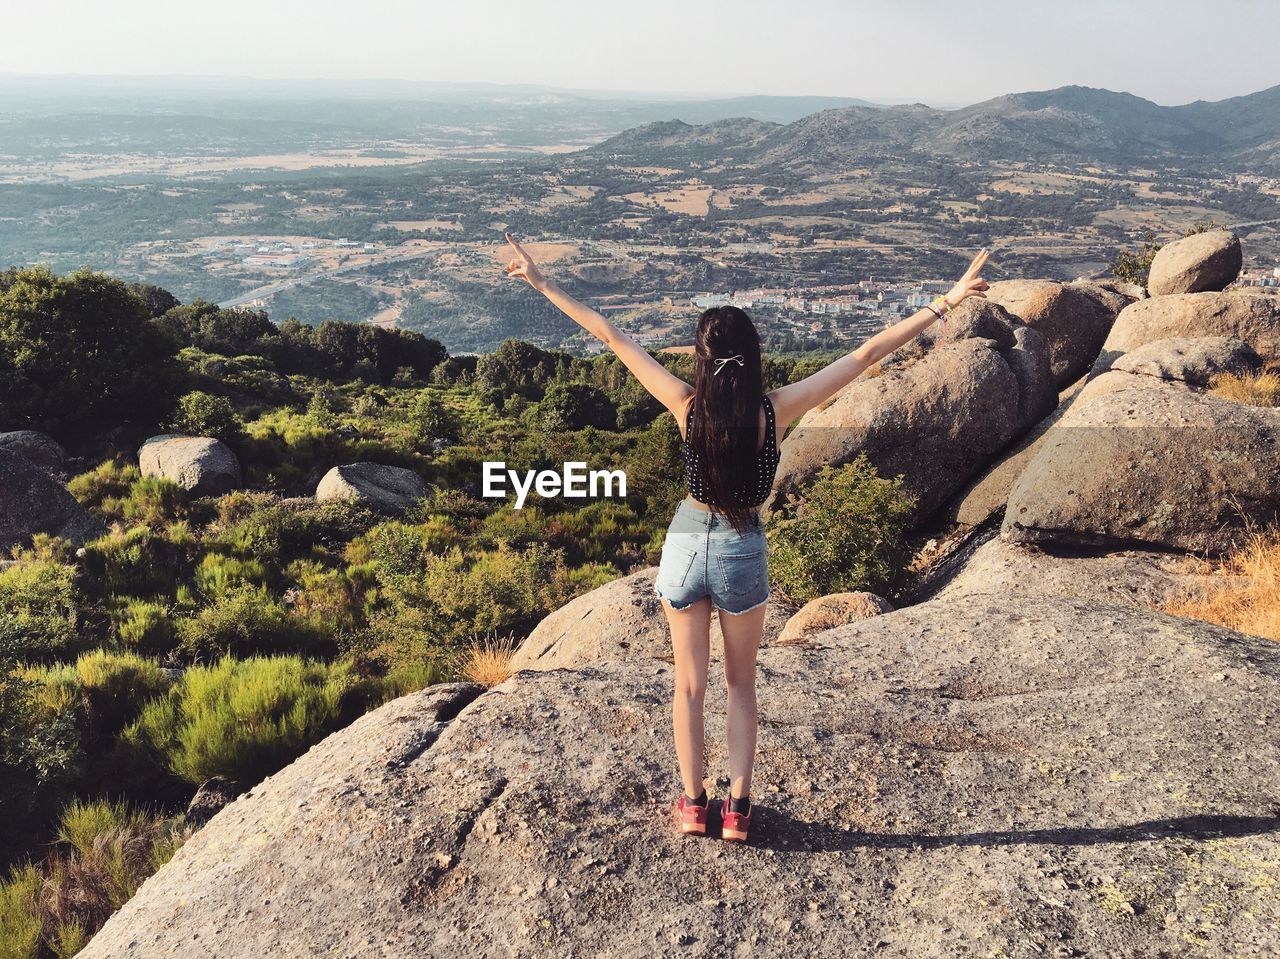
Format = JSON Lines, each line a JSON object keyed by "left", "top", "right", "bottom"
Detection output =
{"left": 68, "top": 461, "right": 140, "bottom": 512}
{"left": 0, "top": 629, "right": 82, "bottom": 865}
{"left": 79, "top": 527, "right": 187, "bottom": 600}
{"left": 0, "top": 801, "right": 189, "bottom": 958}
{"left": 114, "top": 599, "right": 174, "bottom": 653}
{"left": 0, "top": 557, "right": 81, "bottom": 661}
{"left": 405, "top": 391, "right": 460, "bottom": 450}
{"left": 123, "top": 655, "right": 359, "bottom": 784}
{"left": 175, "top": 585, "right": 326, "bottom": 660}
{"left": 0, "top": 267, "right": 178, "bottom": 431}
{"left": 536, "top": 382, "right": 618, "bottom": 432}
{"left": 169, "top": 390, "right": 246, "bottom": 447}
{"left": 765, "top": 456, "right": 916, "bottom": 602}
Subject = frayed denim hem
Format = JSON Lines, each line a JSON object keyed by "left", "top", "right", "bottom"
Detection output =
{"left": 714, "top": 593, "right": 771, "bottom": 616}
{"left": 654, "top": 585, "right": 698, "bottom": 611}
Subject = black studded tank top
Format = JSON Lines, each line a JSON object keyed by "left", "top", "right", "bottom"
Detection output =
{"left": 683, "top": 395, "right": 781, "bottom": 508}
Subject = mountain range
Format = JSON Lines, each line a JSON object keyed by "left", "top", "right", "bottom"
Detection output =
{"left": 590, "top": 84, "right": 1280, "bottom": 170}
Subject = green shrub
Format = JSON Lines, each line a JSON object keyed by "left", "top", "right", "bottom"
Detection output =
{"left": 0, "top": 557, "right": 81, "bottom": 661}
{"left": 176, "top": 585, "right": 325, "bottom": 659}
{"left": 115, "top": 599, "right": 174, "bottom": 653}
{"left": 765, "top": 456, "right": 916, "bottom": 602}
{"left": 68, "top": 460, "right": 140, "bottom": 511}
{"left": 0, "top": 629, "right": 82, "bottom": 863}
{"left": 79, "top": 527, "right": 186, "bottom": 599}
{"left": 123, "top": 655, "right": 358, "bottom": 784}
{"left": 0, "top": 863, "right": 41, "bottom": 959}
{"left": 535, "top": 382, "right": 618, "bottom": 432}
{"left": 169, "top": 390, "right": 246, "bottom": 447}
{"left": 406, "top": 390, "right": 460, "bottom": 450}
{"left": 193, "top": 553, "right": 268, "bottom": 599}
{"left": 72, "top": 650, "right": 171, "bottom": 741}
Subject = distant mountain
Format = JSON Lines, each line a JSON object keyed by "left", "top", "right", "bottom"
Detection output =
{"left": 586, "top": 84, "right": 1280, "bottom": 170}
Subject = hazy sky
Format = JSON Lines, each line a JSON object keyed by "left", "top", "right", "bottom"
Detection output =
{"left": 3, "top": 0, "right": 1277, "bottom": 107}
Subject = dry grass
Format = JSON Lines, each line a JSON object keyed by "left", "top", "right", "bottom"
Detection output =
{"left": 1165, "top": 529, "right": 1280, "bottom": 640}
{"left": 1208, "top": 371, "right": 1280, "bottom": 407}
{"left": 460, "top": 634, "right": 517, "bottom": 687}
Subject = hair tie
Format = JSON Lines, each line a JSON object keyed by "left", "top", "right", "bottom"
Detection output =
{"left": 712, "top": 354, "right": 745, "bottom": 375}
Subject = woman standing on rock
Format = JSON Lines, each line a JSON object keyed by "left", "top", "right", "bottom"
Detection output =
{"left": 504, "top": 234, "right": 989, "bottom": 842}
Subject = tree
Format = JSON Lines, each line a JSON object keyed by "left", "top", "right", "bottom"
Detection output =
{"left": 0, "top": 267, "right": 179, "bottom": 432}
{"left": 536, "top": 383, "right": 618, "bottom": 432}
{"left": 128, "top": 282, "right": 181, "bottom": 318}
{"left": 169, "top": 391, "right": 247, "bottom": 447}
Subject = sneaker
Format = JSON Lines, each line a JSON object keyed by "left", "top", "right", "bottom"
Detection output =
{"left": 720, "top": 795, "right": 752, "bottom": 842}
{"left": 676, "top": 791, "right": 709, "bottom": 836}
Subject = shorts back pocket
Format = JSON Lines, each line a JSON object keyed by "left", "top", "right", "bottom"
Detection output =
{"left": 716, "top": 550, "right": 765, "bottom": 596}
{"left": 657, "top": 544, "right": 697, "bottom": 589}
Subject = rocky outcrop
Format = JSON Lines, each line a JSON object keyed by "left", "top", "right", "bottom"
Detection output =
{"left": 985, "top": 279, "right": 1120, "bottom": 386}
{"left": 510, "top": 567, "right": 793, "bottom": 671}
{"left": 82, "top": 595, "right": 1280, "bottom": 959}
{"left": 945, "top": 376, "right": 1088, "bottom": 528}
{"left": 1093, "top": 291, "right": 1280, "bottom": 373}
{"left": 0, "top": 449, "right": 104, "bottom": 550}
{"left": 0, "top": 430, "right": 66, "bottom": 476}
{"left": 935, "top": 534, "right": 1235, "bottom": 609}
{"left": 138, "top": 435, "right": 243, "bottom": 497}
{"left": 1146, "top": 230, "right": 1243, "bottom": 296}
{"left": 776, "top": 591, "right": 892, "bottom": 643}
{"left": 316, "top": 463, "right": 427, "bottom": 514}
{"left": 768, "top": 301, "right": 1055, "bottom": 522}
{"left": 1003, "top": 370, "right": 1280, "bottom": 552}
{"left": 1110, "top": 335, "right": 1262, "bottom": 385}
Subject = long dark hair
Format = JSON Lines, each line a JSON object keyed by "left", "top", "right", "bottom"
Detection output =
{"left": 687, "top": 306, "right": 764, "bottom": 533}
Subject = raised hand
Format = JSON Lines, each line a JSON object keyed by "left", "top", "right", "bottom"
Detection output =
{"left": 945, "top": 248, "right": 991, "bottom": 307}
{"left": 503, "top": 232, "right": 548, "bottom": 292}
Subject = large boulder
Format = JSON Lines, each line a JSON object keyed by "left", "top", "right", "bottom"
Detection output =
{"left": 510, "top": 567, "right": 793, "bottom": 671}
{"left": 776, "top": 591, "right": 892, "bottom": 644}
{"left": 1110, "top": 335, "right": 1263, "bottom": 386}
{"left": 945, "top": 376, "right": 1089, "bottom": 527}
{"left": 935, "top": 534, "right": 1236, "bottom": 609}
{"left": 0, "top": 449, "right": 104, "bottom": 550}
{"left": 316, "top": 463, "right": 427, "bottom": 514}
{"left": 1003, "top": 371, "right": 1280, "bottom": 553}
{"left": 1093, "top": 290, "right": 1280, "bottom": 373}
{"left": 138, "top": 435, "right": 242, "bottom": 497}
{"left": 81, "top": 595, "right": 1280, "bottom": 959}
{"left": 985, "top": 279, "right": 1120, "bottom": 386}
{"left": 767, "top": 300, "right": 1055, "bottom": 522}
{"left": 0, "top": 430, "right": 66, "bottom": 476}
{"left": 1146, "top": 230, "right": 1243, "bottom": 296}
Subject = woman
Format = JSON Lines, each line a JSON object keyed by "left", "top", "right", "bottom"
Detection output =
{"left": 504, "top": 233, "right": 989, "bottom": 842}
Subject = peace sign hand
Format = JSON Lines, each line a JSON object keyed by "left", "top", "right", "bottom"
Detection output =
{"left": 503, "top": 232, "right": 549, "bottom": 292}
{"left": 945, "top": 247, "right": 991, "bottom": 307}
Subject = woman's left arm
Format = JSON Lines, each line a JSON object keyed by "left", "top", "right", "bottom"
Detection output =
{"left": 503, "top": 233, "right": 693, "bottom": 415}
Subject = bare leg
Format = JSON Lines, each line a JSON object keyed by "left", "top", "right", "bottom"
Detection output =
{"left": 661, "top": 597, "right": 712, "bottom": 799}
{"left": 718, "top": 602, "right": 767, "bottom": 800}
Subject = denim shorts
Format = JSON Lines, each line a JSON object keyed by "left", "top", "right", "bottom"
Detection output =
{"left": 654, "top": 500, "right": 770, "bottom": 615}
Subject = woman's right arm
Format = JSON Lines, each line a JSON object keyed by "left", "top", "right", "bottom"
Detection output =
{"left": 768, "top": 249, "right": 990, "bottom": 426}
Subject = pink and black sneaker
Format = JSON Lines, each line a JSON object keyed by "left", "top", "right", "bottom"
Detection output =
{"left": 720, "top": 794, "right": 752, "bottom": 842}
{"left": 676, "top": 790, "right": 709, "bottom": 836}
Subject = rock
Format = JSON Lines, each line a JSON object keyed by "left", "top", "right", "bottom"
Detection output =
{"left": 510, "top": 567, "right": 793, "bottom": 671}
{"left": 1003, "top": 371, "right": 1280, "bottom": 553}
{"left": 315, "top": 463, "right": 427, "bottom": 514}
{"left": 945, "top": 377, "right": 1087, "bottom": 528}
{"left": 1146, "top": 230, "right": 1243, "bottom": 296}
{"left": 185, "top": 777, "right": 245, "bottom": 828}
{"left": 1110, "top": 336, "right": 1263, "bottom": 386}
{"left": 81, "top": 596, "right": 1280, "bottom": 959}
{"left": 777, "top": 592, "right": 893, "bottom": 643}
{"left": 0, "top": 449, "right": 104, "bottom": 550}
{"left": 1072, "top": 277, "right": 1145, "bottom": 308}
{"left": 0, "top": 430, "right": 66, "bottom": 476}
{"left": 985, "top": 279, "right": 1121, "bottom": 386}
{"left": 935, "top": 535, "right": 1235, "bottom": 609}
{"left": 138, "top": 435, "right": 242, "bottom": 497}
{"left": 1094, "top": 291, "right": 1280, "bottom": 373}
{"left": 768, "top": 301, "right": 1055, "bottom": 523}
